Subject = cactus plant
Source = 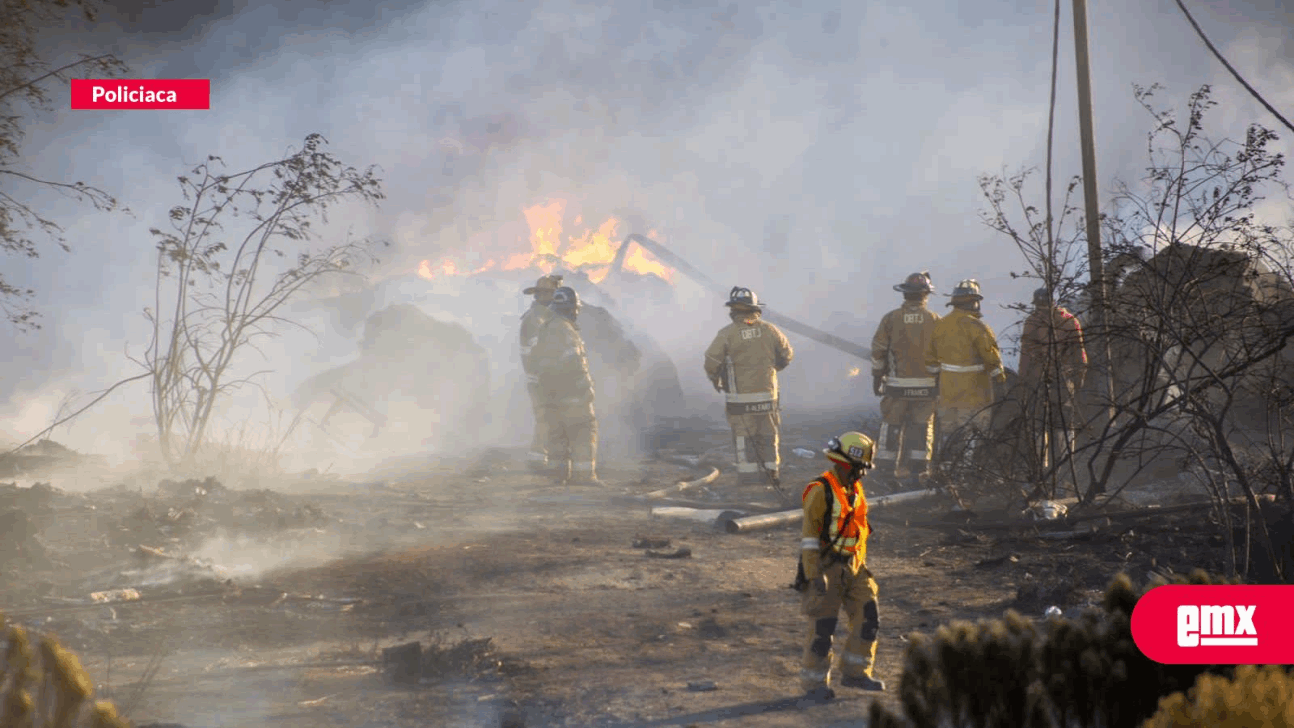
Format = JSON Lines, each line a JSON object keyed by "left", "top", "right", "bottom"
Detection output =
{"left": 870, "top": 570, "right": 1288, "bottom": 728}
{"left": 0, "top": 612, "right": 131, "bottom": 728}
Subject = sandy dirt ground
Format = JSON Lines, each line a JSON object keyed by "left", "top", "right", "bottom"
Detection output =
{"left": 0, "top": 409, "right": 1232, "bottom": 728}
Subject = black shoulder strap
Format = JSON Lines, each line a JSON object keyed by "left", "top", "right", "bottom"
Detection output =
{"left": 811, "top": 476, "right": 832, "bottom": 544}
{"left": 815, "top": 475, "right": 859, "bottom": 557}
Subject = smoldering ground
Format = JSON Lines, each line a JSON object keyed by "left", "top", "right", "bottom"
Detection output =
{"left": 2, "top": 6, "right": 1294, "bottom": 721}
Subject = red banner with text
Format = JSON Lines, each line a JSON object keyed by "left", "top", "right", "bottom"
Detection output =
{"left": 1131, "top": 584, "right": 1294, "bottom": 664}
{"left": 71, "top": 79, "right": 210, "bottom": 110}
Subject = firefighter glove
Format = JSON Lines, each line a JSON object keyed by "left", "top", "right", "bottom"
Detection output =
{"left": 872, "top": 374, "right": 885, "bottom": 397}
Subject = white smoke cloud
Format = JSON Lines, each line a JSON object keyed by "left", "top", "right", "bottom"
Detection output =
{"left": 2, "top": 0, "right": 1292, "bottom": 463}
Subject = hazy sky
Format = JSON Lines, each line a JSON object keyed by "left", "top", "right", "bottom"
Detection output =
{"left": 4, "top": 0, "right": 1293, "bottom": 454}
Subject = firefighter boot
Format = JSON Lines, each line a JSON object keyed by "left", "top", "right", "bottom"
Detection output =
{"left": 840, "top": 600, "right": 884, "bottom": 690}
{"left": 840, "top": 674, "right": 886, "bottom": 691}
{"left": 567, "top": 410, "right": 601, "bottom": 486}
{"left": 800, "top": 616, "right": 837, "bottom": 695}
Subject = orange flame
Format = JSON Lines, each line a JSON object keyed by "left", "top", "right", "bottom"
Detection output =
{"left": 848, "top": 367, "right": 861, "bottom": 378}
{"left": 415, "top": 198, "right": 674, "bottom": 284}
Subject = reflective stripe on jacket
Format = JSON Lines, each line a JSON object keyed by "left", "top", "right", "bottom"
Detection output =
{"left": 703, "top": 315, "right": 793, "bottom": 400}
{"left": 530, "top": 315, "right": 594, "bottom": 406}
{"left": 924, "top": 308, "right": 1006, "bottom": 409}
{"left": 799, "top": 469, "right": 870, "bottom": 580}
{"left": 870, "top": 300, "right": 940, "bottom": 385}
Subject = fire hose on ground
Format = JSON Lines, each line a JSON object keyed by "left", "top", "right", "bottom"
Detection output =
{"left": 718, "top": 488, "right": 940, "bottom": 533}
{"left": 611, "top": 233, "right": 917, "bottom": 527}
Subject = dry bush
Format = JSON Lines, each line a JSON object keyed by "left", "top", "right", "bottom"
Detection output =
{"left": 0, "top": 612, "right": 130, "bottom": 727}
{"left": 867, "top": 569, "right": 1289, "bottom": 728}
{"left": 977, "top": 84, "right": 1294, "bottom": 582}
{"left": 1143, "top": 664, "right": 1294, "bottom": 728}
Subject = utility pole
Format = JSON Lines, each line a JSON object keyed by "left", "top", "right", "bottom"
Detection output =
{"left": 1071, "top": 0, "right": 1116, "bottom": 498}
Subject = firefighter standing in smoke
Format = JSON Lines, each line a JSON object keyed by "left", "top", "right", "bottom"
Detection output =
{"left": 529, "top": 286, "right": 600, "bottom": 485}
{"left": 704, "top": 287, "right": 793, "bottom": 487}
{"left": 924, "top": 279, "right": 1006, "bottom": 467}
{"left": 795, "top": 431, "right": 885, "bottom": 698}
{"left": 519, "top": 274, "right": 563, "bottom": 472}
{"left": 869, "top": 272, "right": 940, "bottom": 484}
{"left": 1018, "top": 287, "right": 1088, "bottom": 474}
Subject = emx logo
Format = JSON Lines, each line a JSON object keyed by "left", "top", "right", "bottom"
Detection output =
{"left": 1132, "top": 585, "right": 1294, "bottom": 664}
{"left": 1177, "top": 604, "right": 1257, "bottom": 646}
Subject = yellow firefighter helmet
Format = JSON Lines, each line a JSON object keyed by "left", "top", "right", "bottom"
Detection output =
{"left": 949, "top": 279, "right": 983, "bottom": 302}
{"left": 824, "top": 431, "right": 875, "bottom": 470}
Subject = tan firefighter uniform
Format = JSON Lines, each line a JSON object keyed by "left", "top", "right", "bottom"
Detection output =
{"left": 871, "top": 299, "right": 940, "bottom": 477}
{"left": 530, "top": 307, "right": 598, "bottom": 482}
{"left": 520, "top": 275, "right": 563, "bottom": 469}
{"left": 704, "top": 291, "right": 793, "bottom": 486}
{"left": 1019, "top": 291, "right": 1088, "bottom": 470}
{"left": 924, "top": 305, "right": 1006, "bottom": 455}
{"left": 798, "top": 432, "right": 882, "bottom": 695}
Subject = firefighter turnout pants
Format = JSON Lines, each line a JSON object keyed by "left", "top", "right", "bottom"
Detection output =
{"left": 1026, "top": 380, "right": 1080, "bottom": 472}
{"left": 935, "top": 405, "right": 991, "bottom": 467}
{"left": 800, "top": 559, "right": 879, "bottom": 692}
{"left": 727, "top": 410, "right": 781, "bottom": 485}
{"left": 526, "top": 383, "right": 550, "bottom": 470}
{"left": 541, "top": 399, "right": 598, "bottom": 481}
{"left": 877, "top": 396, "right": 936, "bottom": 476}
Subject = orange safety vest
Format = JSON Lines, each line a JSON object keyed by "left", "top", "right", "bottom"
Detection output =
{"left": 802, "top": 470, "right": 870, "bottom": 560}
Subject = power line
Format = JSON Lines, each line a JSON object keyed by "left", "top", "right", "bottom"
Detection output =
{"left": 1174, "top": 0, "right": 1294, "bottom": 136}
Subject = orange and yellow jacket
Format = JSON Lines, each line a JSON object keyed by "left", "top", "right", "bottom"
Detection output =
{"left": 1019, "top": 306, "right": 1088, "bottom": 386}
{"left": 800, "top": 469, "right": 871, "bottom": 580}
{"left": 923, "top": 308, "right": 1006, "bottom": 409}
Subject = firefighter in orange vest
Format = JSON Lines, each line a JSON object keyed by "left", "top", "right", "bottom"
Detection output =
{"left": 796, "top": 431, "right": 885, "bottom": 699}
{"left": 1019, "top": 287, "right": 1088, "bottom": 471}
{"left": 870, "top": 272, "right": 941, "bottom": 484}
{"left": 704, "top": 286, "right": 794, "bottom": 487}
{"left": 924, "top": 279, "right": 1006, "bottom": 467}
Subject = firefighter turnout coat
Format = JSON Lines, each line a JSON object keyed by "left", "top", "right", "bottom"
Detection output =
{"left": 520, "top": 301, "right": 555, "bottom": 464}
{"left": 704, "top": 313, "right": 794, "bottom": 483}
{"left": 529, "top": 314, "right": 598, "bottom": 480}
{"left": 870, "top": 300, "right": 940, "bottom": 469}
{"left": 871, "top": 300, "right": 940, "bottom": 397}
{"left": 923, "top": 308, "right": 1006, "bottom": 411}
{"left": 1019, "top": 306, "right": 1088, "bottom": 386}
{"left": 798, "top": 469, "right": 880, "bottom": 691}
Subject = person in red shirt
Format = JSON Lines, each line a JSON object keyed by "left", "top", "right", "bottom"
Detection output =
{"left": 1018, "top": 287, "right": 1088, "bottom": 475}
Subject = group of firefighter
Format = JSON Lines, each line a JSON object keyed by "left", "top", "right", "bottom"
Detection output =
{"left": 515, "top": 270, "right": 1088, "bottom": 700}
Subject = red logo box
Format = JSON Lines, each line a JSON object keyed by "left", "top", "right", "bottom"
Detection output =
{"left": 71, "top": 79, "right": 210, "bottom": 110}
{"left": 1131, "top": 584, "right": 1294, "bottom": 664}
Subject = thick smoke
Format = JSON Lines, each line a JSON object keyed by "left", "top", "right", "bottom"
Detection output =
{"left": 3, "top": 0, "right": 1293, "bottom": 466}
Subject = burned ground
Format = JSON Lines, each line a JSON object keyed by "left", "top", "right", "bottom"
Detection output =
{"left": 0, "top": 413, "right": 1242, "bottom": 728}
